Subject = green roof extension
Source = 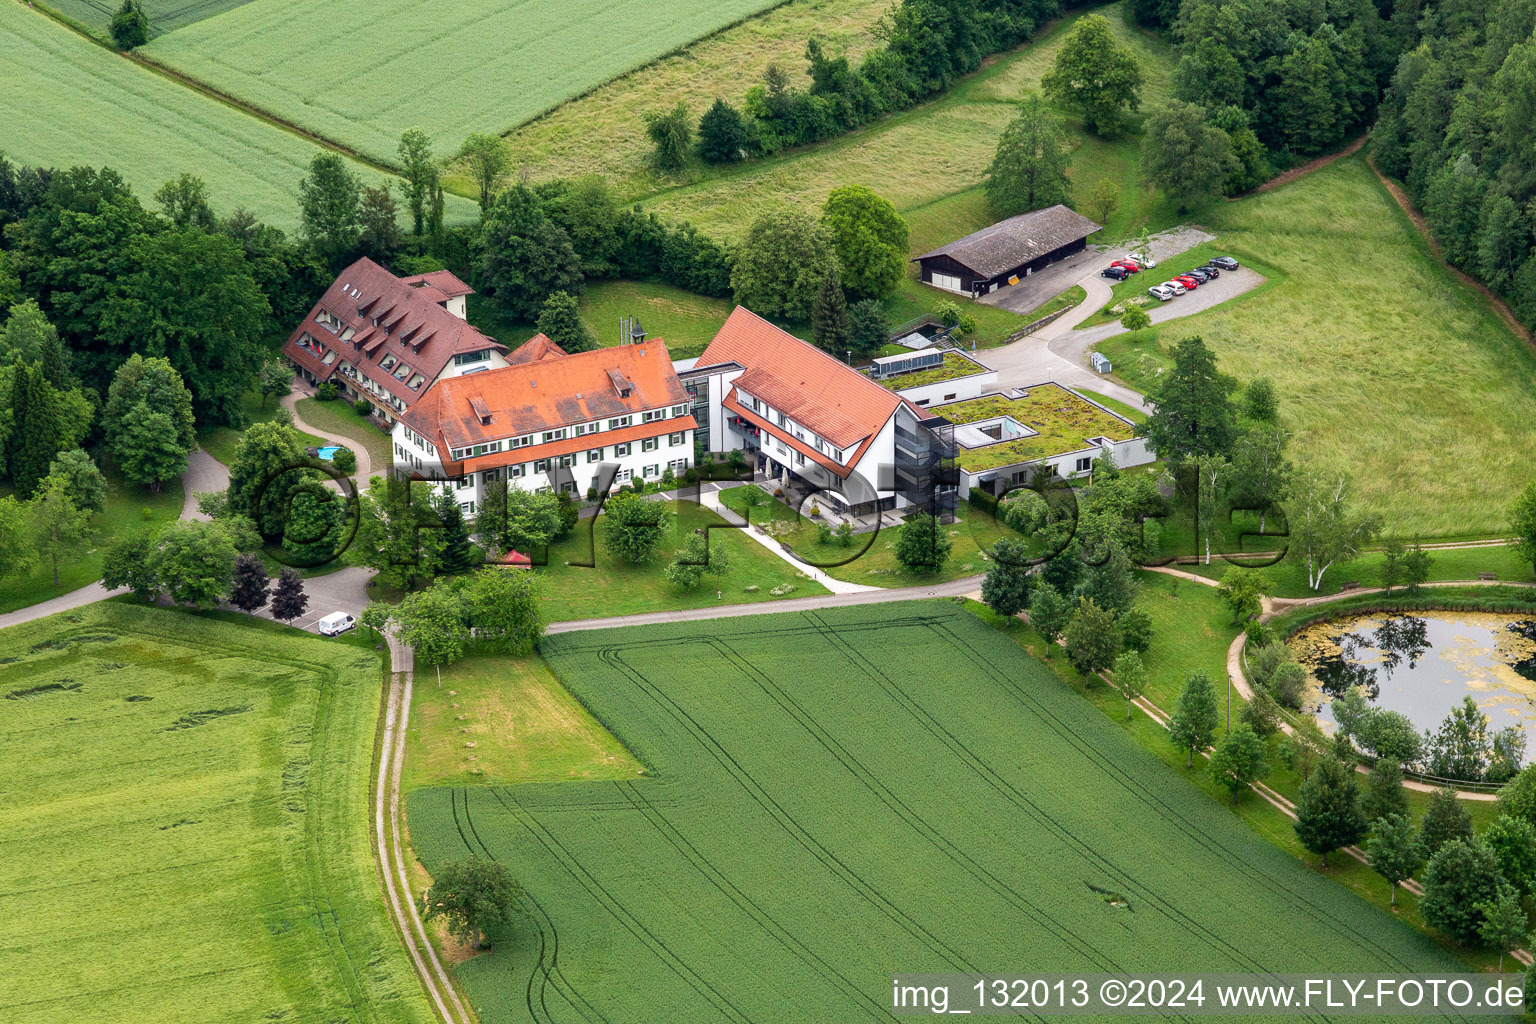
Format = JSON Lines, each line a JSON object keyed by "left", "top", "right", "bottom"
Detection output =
{"left": 871, "top": 351, "right": 989, "bottom": 391}
{"left": 937, "top": 385, "right": 1136, "bottom": 472}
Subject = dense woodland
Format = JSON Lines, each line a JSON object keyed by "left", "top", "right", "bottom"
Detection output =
{"left": 1128, "top": 0, "right": 1536, "bottom": 327}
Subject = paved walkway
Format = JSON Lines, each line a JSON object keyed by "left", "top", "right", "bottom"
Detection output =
{"left": 699, "top": 489, "right": 881, "bottom": 596}
{"left": 181, "top": 449, "right": 230, "bottom": 521}
{"left": 283, "top": 385, "right": 376, "bottom": 486}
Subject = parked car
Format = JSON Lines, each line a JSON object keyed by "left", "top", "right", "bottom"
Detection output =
{"left": 1174, "top": 274, "right": 1200, "bottom": 289}
{"left": 1209, "top": 256, "right": 1239, "bottom": 271}
{"left": 318, "top": 612, "right": 356, "bottom": 636}
{"left": 1198, "top": 264, "right": 1220, "bottom": 279}
{"left": 1128, "top": 252, "right": 1157, "bottom": 268}
{"left": 1148, "top": 284, "right": 1176, "bottom": 301}
{"left": 1186, "top": 268, "right": 1212, "bottom": 283}
{"left": 1163, "top": 280, "right": 1187, "bottom": 295}
{"left": 1101, "top": 265, "right": 1131, "bottom": 280}
{"left": 1110, "top": 259, "right": 1141, "bottom": 272}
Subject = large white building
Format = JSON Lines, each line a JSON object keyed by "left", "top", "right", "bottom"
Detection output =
{"left": 282, "top": 258, "right": 506, "bottom": 428}
{"left": 393, "top": 334, "right": 695, "bottom": 515}
{"left": 681, "top": 307, "right": 953, "bottom": 517}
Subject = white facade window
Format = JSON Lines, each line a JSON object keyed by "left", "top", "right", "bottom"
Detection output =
{"left": 558, "top": 454, "right": 575, "bottom": 468}
{"left": 669, "top": 432, "right": 684, "bottom": 446}
{"left": 613, "top": 442, "right": 631, "bottom": 457}
{"left": 542, "top": 429, "right": 566, "bottom": 442}
{"left": 642, "top": 437, "right": 659, "bottom": 452}
{"left": 1075, "top": 456, "right": 1093, "bottom": 473}
{"left": 642, "top": 409, "right": 664, "bottom": 423}
{"left": 482, "top": 469, "right": 501, "bottom": 483}
{"left": 615, "top": 468, "right": 632, "bottom": 483}
{"left": 460, "top": 500, "right": 476, "bottom": 514}
{"left": 534, "top": 459, "right": 550, "bottom": 473}
{"left": 510, "top": 435, "right": 532, "bottom": 449}
{"left": 574, "top": 422, "right": 598, "bottom": 436}
{"left": 669, "top": 458, "right": 688, "bottom": 474}
{"left": 609, "top": 415, "right": 631, "bottom": 429}
{"left": 586, "top": 449, "right": 602, "bottom": 463}
{"left": 456, "top": 477, "right": 472, "bottom": 490}
{"left": 511, "top": 464, "right": 526, "bottom": 478}
{"left": 672, "top": 404, "right": 688, "bottom": 417}
{"left": 643, "top": 464, "right": 659, "bottom": 478}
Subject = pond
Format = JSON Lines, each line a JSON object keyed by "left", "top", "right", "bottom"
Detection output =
{"left": 1289, "top": 611, "right": 1536, "bottom": 764}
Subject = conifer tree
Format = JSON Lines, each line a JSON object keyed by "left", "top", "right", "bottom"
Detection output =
{"left": 1293, "top": 755, "right": 1368, "bottom": 866}
{"left": 811, "top": 269, "right": 850, "bottom": 355}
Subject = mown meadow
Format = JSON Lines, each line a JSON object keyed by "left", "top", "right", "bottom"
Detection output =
{"left": 406, "top": 602, "right": 1462, "bottom": 1023}
{"left": 1, "top": 3, "right": 476, "bottom": 229}
{"left": 144, "top": 0, "right": 788, "bottom": 164}
{"left": 0, "top": 603, "right": 432, "bottom": 1024}
{"left": 1097, "top": 155, "right": 1536, "bottom": 538}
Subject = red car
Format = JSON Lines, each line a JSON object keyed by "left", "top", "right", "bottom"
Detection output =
{"left": 1174, "top": 274, "right": 1200, "bottom": 289}
{"left": 1111, "top": 259, "right": 1141, "bottom": 273}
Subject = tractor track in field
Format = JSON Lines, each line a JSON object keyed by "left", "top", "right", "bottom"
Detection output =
{"left": 932, "top": 619, "right": 1442, "bottom": 985}
{"left": 593, "top": 643, "right": 985, "bottom": 976}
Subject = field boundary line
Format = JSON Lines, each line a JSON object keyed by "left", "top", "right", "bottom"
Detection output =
{"left": 374, "top": 644, "right": 476, "bottom": 1024}
{"left": 22, "top": 1, "right": 408, "bottom": 178}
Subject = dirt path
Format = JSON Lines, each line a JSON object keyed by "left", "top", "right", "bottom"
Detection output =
{"left": 1241, "top": 135, "right": 1366, "bottom": 196}
{"left": 1367, "top": 156, "right": 1534, "bottom": 346}
{"left": 376, "top": 635, "right": 474, "bottom": 1024}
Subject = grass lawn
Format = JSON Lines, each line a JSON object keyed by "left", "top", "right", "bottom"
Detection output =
{"left": 402, "top": 653, "right": 641, "bottom": 792}
{"left": 1177, "top": 542, "right": 1536, "bottom": 598}
{"left": 0, "top": 603, "right": 434, "bottom": 1023}
{"left": 970, "top": 582, "right": 1511, "bottom": 968}
{"left": 295, "top": 396, "right": 393, "bottom": 471}
{"left": 405, "top": 601, "right": 1465, "bottom": 1022}
{"left": 719, "top": 484, "right": 1015, "bottom": 585}
{"left": 1096, "top": 155, "right": 1536, "bottom": 538}
{"left": 577, "top": 280, "right": 737, "bottom": 359}
{"left": 198, "top": 390, "right": 328, "bottom": 466}
{"left": 1072, "top": 386, "right": 1146, "bottom": 422}
{"left": 640, "top": 4, "right": 1180, "bottom": 246}
{"left": 533, "top": 499, "right": 829, "bottom": 620}
{"left": 0, "top": 463, "right": 181, "bottom": 615}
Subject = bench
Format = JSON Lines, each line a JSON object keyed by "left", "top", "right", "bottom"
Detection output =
{"left": 1478, "top": 571, "right": 1499, "bottom": 581}
{"left": 1338, "top": 580, "right": 1360, "bottom": 592}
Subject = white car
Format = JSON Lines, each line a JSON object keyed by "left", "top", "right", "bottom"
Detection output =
{"left": 1162, "top": 280, "right": 1187, "bottom": 296}
{"left": 1148, "top": 284, "right": 1176, "bottom": 301}
{"left": 317, "top": 612, "right": 356, "bottom": 636}
{"left": 1129, "top": 252, "right": 1157, "bottom": 268}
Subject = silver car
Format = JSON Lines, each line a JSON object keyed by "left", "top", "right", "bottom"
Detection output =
{"left": 1148, "top": 284, "right": 1175, "bottom": 301}
{"left": 1163, "top": 280, "right": 1187, "bottom": 296}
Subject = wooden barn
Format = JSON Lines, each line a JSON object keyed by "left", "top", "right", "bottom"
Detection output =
{"left": 913, "top": 205, "right": 1101, "bottom": 297}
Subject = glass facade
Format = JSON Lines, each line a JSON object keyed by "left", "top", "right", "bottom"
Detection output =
{"left": 894, "top": 409, "right": 959, "bottom": 519}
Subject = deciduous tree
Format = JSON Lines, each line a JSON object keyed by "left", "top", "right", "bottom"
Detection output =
{"left": 603, "top": 491, "right": 672, "bottom": 563}
{"left": 480, "top": 186, "right": 583, "bottom": 320}
{"left": 458, "top": 133, "right": 510, "bottom": 208}
{"left": 151, "top": 520, "right": 239, "bottom": 608}
{"left": 847, "top": 298, "right": 890, "bottom": 356}
{"left": 820, "top": 184, "right": 909, "bottom": 300}
{"left": 397, "top": 127, "right": 438, "bottom": 236}
{"left": 229, "top": 553, "right": 270, "bottom": 618}
{"left": 1284, "top": 469, "right": 1382, "bottom": 591}
{"left": 984, "top": 97, "right": 1073, "bottom": 218}
{"left": 1418, "top": 786, "right": 1475, "bottom": 858}
{"left": 101, "top": 529, "right": 158, "bottom": 601}
{"left": 1208, "top": 722, "right": 1267, "bottom": 798}
{"left": 644, "top": 103, "right": 694, "bottom": 173}
{"left": 421, "top": 858, "right": 522, "bottom": 950}
{"left": 730, "top": 209, "right": 838, "bottom": 321}
{"left": 1113, "top": 649, "right": 1146, "bottom": 719}
{"left": 29, "top": 477, "right": 93, "bottom": 586}
{"left": 47, "top": 449, "right": 106, "bottom": 514}
{"left": 1168, "top": 670, "right": 1219, "bottom": 767}
{"left": 1293, "top": 755, "right": 1367, "bottom": 866}
{"left": 1028, "top": 583, "right": 1071, "bottom": 658}
{"left": 981, "top": 538, "right": 1033, "bottom": 625}
{"left": 297, "top": 154, "right": 362, "bottom": 270}
{"left": 1365, "top": 813, "right": 1422, "bottom": 905}
{"left": 1041, "top": 14, "right": 1143, "bottom": 135}
{"left": 1140, "top": 336, "right": 1237, "bottom": 464}
{"left": 393, "top": 583, "right": 470, "bottom": 669}
{"left": 1142, "top": 101, "right": 1240, "bottom": 211}
{"left": 1419, "top": 839, "right": 1506, "bottom": 944}
{"left": 697, "top": 98, "right": 749, "bottom": 163}
{"left": 110, "top": 0, "right": 149, "bottom": 49}
{"left": 154, "top": 173, "right": 216, "bottom": 230}
{"left": 1477, "top": 886, "right": 1526, "bottom": 971}
{"left": 269, "top": 569, "right": 308, "bottom": 623}
{"left": 535, "top": 291, "right": 597, "bottom": 353}
{"left": 894, "top": 510, "right": 952, "bottom": 572}
{"left": 462, "top": 567, "right": 543, "bottom": 653}
{"left": 1361, "top": 758, "right": 1410, "bottom": 824}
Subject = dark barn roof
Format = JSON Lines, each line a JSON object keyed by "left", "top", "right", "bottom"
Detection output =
{"left": 914, "top": 205, "right": 1101, "bottom": 279}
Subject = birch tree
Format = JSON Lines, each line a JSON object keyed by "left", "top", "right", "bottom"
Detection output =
{"left": 1285, "top": 470, "right": 1381, "bottom": 591}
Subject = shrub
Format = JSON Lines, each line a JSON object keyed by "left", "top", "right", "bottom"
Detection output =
{"left": 353, "top": 398, "right": 372, "bottom": 417}
{"left": 316, "top": 381, "right": 339, "bottom": 401}
{"left": 332, "top": 448, "right": 357, "bottom": 474}
{"left": 968, "top": 486, "right": 999, "bottom": 515}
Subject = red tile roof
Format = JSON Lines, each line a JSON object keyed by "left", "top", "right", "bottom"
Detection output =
{"left": 504, "top": 333, "right": 567, "bottom": 366}
{"left": 398, "top": 268, "right": 475, "bottom": 299}
{"left": 282, "top": 258, "right": 503, "bottom": 411}
{"left": 402, "top": 338, "right": 691, "bottom": 457}
{"left": 695, "top": 307, "right": 902, "bottom": 451}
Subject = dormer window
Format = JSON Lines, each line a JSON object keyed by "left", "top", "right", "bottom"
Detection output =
{"left": 468, "top": 396, "right": 492, "bottom": 425}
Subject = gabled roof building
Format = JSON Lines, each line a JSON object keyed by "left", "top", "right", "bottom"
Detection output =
{"left": 282, "top": 257, "right": 507, "bottom": 426}
{"left": 914, "top": 205, "right": 1100, "bottom": 298}
{"left": 684, "top": 307, "right": 957, "bottom": 517}
{"left": 393, "top": 336, "right": 696, "bottom": 513}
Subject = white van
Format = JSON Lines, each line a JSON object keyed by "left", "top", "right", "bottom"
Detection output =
{"left": 317, "top": 612, "right": 356, "bottom": 636}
